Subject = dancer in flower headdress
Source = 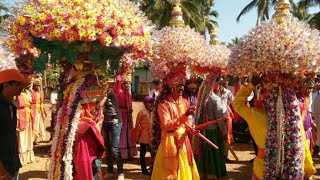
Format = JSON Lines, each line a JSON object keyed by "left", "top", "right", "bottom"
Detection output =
{"left": 229, "top": 0, "right": 320, "bottom": 178}
{"left": 151, "top": 69, "right": 199, "bottom": 180}
{"left": 189, "top": 27, "right": 230, "bottom": 179}
{"left": 233, "top": 74, "right": 316, "bottom": 179}
{"left": 194, "top": 75, "right": 228, "bottom": 179}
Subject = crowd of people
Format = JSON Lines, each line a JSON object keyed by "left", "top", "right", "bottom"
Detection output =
{"left": 1, "top": 67, "right": 320, "bottom": 180}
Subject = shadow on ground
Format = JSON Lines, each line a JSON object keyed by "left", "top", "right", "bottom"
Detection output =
{"left": 20, "top": 170, "right": 48, "bottom": 179}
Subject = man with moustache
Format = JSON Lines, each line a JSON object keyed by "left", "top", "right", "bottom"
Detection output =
{"left": 151, "top": 70, "right": 199, "bottom": 180}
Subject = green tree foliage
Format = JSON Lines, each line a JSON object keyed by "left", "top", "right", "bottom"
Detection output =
{"left": 138, "top": 0, "right": 218, "bottom": 34}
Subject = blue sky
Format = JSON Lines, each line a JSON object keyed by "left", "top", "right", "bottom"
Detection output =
{"left": 215, "top": 0, "right": 258, "bottom": 43}
{"left": 215, "top": 0, "right": 320, "bottom": 43}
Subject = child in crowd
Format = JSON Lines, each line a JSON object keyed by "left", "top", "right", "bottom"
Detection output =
{"left": 134, "top": 96, "right": 154, "bottom": 176}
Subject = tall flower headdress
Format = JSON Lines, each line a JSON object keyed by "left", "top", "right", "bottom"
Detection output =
{"left": 151, "top": 2, "right": 207, "bottom": 74}
{"left": 228, "top": 0, "right": 320, "bottom": 77}
{"left": 191, "top": 28, "right": 230, "bottom": 78}
{"left": 228, "top": 0, "right": 320, "bottom": 178}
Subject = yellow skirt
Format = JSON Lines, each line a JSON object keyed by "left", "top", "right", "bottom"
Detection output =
{"left": 151, "top": 142, "right": 200, "bottom": 180}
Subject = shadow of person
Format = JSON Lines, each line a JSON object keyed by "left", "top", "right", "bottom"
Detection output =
{"left": 19, "top": 170, "right": 48, "bottom": 179}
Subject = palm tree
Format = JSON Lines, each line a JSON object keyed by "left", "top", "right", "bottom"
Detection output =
{"left": 0, "top": 3, "right": 11, "bottom": 32}
{"left": 139, "top": 0, "right": 218, "bottom": 34}
{"left": 0, "top": 3, "right": 9, "bottom": 23}
{"left": 227, "top": 37, "right": 240, "bottom": 48}
{"left": 236, "top": 0, "right": 277, "bottom": 25}
{"left": 297, "top": 0, "right": 320, "bottom": 29}
{"left": 291, "top": 1, "right": 314, "bottom": 21}
{"left": 194, "top": 0, "right": 218, "bottom": 35}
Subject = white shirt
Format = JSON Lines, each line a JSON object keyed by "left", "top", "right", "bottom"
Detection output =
{"left": 50, "top": 91, "right": 58, "bottom": 105}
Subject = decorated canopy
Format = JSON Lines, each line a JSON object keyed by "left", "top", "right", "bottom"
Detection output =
{"left": 191, "top": 28, "right": 230, "bottom": 77}
{"left": 9, "top": 0, "right": 153, "bottom": 72}
{"left": 228, "top": 0, "right": 320, "bottom": 77}
{"left": 150, "top": 3, "right": 207, "bottom": 72}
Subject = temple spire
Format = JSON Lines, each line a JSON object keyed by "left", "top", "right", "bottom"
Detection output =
{"left": 169, "top": 2, "right": 185, "bottom": 27}
{"left": 272, "top": 0, "right": 291, "bottom": 24}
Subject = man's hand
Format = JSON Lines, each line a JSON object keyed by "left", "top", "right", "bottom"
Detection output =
{"left": 250, "top": 75, "right": 261, "bottom": 86}
{"left": 185, "top": 106, "right": 196, "bottom": 117}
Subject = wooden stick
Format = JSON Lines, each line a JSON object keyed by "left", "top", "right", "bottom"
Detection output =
{"left": 195, "top": 117, "right": 228, "bottom": 130}
{"left": 195, "top": 131, "right": 219, "bottom": 149}
{"left": 185, "top": 124, "right": 219, "bottom": 150}
{"left": 224, "top": 141, "right": 239, "bottom": 162}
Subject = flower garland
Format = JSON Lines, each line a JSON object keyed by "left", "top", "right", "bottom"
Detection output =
{"left": 49, "top": 76, "right": 85, "bottom": 179}
{"left": 264, "top": 87, "right": 304, "bottom": 179}
{"left": 228, "top": 19, "right": 320, "bottom": 77}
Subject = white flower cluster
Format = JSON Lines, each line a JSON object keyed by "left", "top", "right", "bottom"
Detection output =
{"left": 149, "top": 61, "right": 169, "bottom": 80}
{"left": 0, "top": 38, "right": 17, "bottom": 71}
{"left": 151, "top": 26, "right": 207, "bottom": 69}
{"left": 228, "top": 19, "right": 320, "bottom": 77}
{"left": 191, "top": 43, "right": 231, "bottom": 77}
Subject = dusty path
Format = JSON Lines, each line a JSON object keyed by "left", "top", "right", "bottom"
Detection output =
{"left": 19, "top": 102, "right": 320, "bottom": 180}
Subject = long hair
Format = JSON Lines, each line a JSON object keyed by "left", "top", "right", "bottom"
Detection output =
{"left": 151, "top": 83, "right": 171, "bottom": 154}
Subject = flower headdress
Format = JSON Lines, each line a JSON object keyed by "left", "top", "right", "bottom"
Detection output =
{"left": 191, "top": 28, "right": 230, "bottom": 78}
{"left": 228, "top": 1, "right": 320, "bottom": 77}
{"left": 148, "top": 61, "right": 170, "bottom": 80}
{"left": 151, "top": 3, "right": 207, "bottom": 71}
{"left": 228, "top": 0, "right": 319, "bottom": 178}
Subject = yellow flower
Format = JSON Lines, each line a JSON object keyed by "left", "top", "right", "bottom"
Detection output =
{"left": 11, "top": 25, "right": 18, "bottom": 34}
{"left": 116, "top": 27, "right": 123, "bottom": 35}
{"left": 87, "top": 29, "right": 96, "bottom": 39}
{"left": 69, "top": 10, "right": 76, "bottom": 16}
{"left": 74, "top": 0, "right": 84, "bottom": 3}
{"left": 69, "top": 19, "right": 77, "bottom": 26}
{"left": 117, "top": 36, "right": 124, "bottom": 44}
{"left": 96, "top": 28, "right": 103, "bottom": 35}
{"left": 22, "top": 40, "right": 32, "bottom": 49}
{"left": 30, "top": 15, "right": 37, "bottom": 23}
{"left": 48, "top": 22, "right": 55, "bottom": 28}
{"left": 17, "top": 32, "right": 24, "bottom": 40}
{"left": 25, "top": 5, "right": 34, "bottom": 14}
{"left": 17, "top": 15, "right": 27, "bottom": 26}
{"left": 88, "top": 18, "right": 97, "bottom": 26}
{"left": 104, "top": 36, "right": 112, "bottom": 45}
{"left": 50, "top": 9, "right": 58, "bottom": 16}
{"left": 56, "top": 16, "right": 65, "bottom": 24}
{"left": 35, "top": 23, "right": 44, "bottom": 32}
{"left": 65, "top": 1, "right": 73, "bottom": 7}
{"left": 79, "top": 29, "right": 87, "bottom": 38}
{"left": 53, "top": 28, "right": 62, "bottom": 38}
{"left": 39, "top": 13, "right": 47, "bottom": 22}
{"left": 123, "top": 29, "right": 131, "bottom": 36}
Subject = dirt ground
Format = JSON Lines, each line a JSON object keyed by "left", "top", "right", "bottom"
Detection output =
{"left": 19, "top": 101, "right": 320, "bottom": 180}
